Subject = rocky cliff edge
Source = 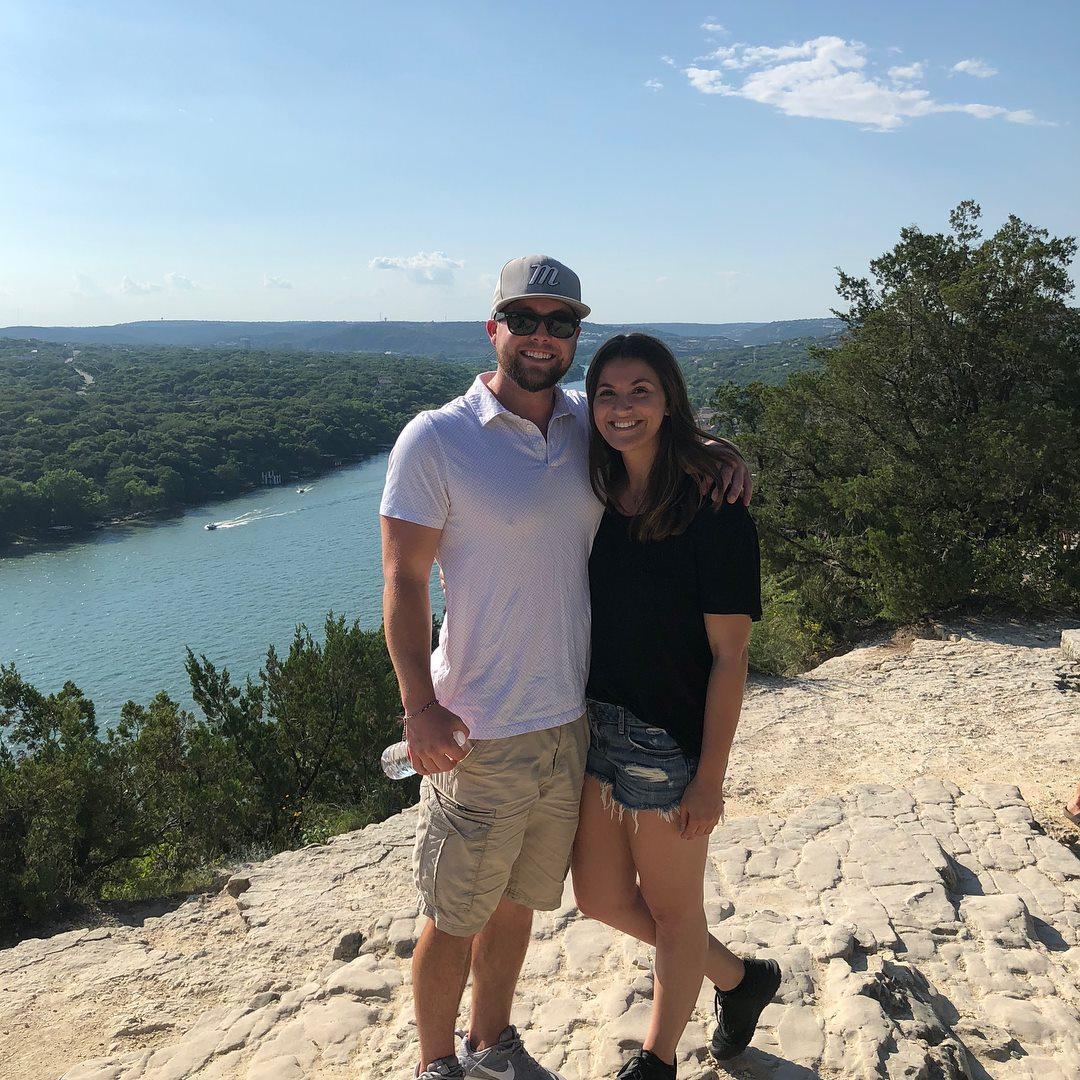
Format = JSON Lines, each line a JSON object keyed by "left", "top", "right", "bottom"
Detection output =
{"left": 2, "top": 621, "right": 1078, "bottom": 1080}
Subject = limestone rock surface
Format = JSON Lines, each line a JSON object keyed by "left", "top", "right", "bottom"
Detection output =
{"left": 2, "top": 623, "right": 1078, "bottom": 1079}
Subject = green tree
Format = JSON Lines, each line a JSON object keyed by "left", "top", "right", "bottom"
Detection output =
{"left": 1, "top": 342, "right": 473, "bottom": 550}
{"left": 185, "top": 613, "right": 412, "bottom": 847}
{"left": 0, "top": 611, "right": 412, "bottom": 940}
{"left": 712, "top": 202, "right": 1080, "bottom": 662}
{"left": 0, "top": 669, "right": 121, "bottom": 931}
{"left": 105, "top": 465, "right": 143, "bottom": 509}
{"left": 0, "top": 476, "right": 34, "bottom": 542}
{"left": 31, "top": 468, "right": 103, "bottom": 527}
{"left": 155, "top": 465, "right": 187, "bottom": 505}
{"left": 123, "top": 478, "right": 166, "bottom": 513}
{"left": 100, "top": 692, "right": 249, "bottom": 900}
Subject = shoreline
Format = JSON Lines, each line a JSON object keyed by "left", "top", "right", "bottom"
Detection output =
{"left": 0, "top": 448, "right": 392, "bottom": 561}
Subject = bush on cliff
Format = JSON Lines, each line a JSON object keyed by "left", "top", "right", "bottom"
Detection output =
{"left": 0, "top": 614, "right": 415, "bottom": 941}
{"left": 0, "top": 673, "right": 143, "bottom": 929}
{"left": 184, "top": 612, "right": 414, "bottom": 849}
{"left": 718, "top": 202, "right": 1080, "bottom": 671}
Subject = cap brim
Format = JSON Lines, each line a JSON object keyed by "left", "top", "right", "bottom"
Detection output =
{"left": 493, "top": 293, "right": 591, "bottom": 320}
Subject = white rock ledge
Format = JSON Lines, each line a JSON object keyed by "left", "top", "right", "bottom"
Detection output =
{"left": 0, "top": 780, "right": 1076, "bottom": 1080}
{"left": 4, "top": 624, "right": 1080, "bottom": 1079}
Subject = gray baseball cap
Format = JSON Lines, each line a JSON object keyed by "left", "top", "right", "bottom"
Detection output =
{"left": 491, "top": 255, "right": 591, "bottom": 320}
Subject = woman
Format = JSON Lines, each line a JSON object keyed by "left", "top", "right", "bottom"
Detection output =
{"left": 571, "top": 334, "right": 781, "bottom": 1079}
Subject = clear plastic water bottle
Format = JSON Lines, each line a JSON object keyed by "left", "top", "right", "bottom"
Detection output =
{"left": 380, "top": 730, "right": 470, "bottom": 780}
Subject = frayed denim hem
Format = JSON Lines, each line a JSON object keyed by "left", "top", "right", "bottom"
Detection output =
{"left": 588, "top": 771, "right": 683, "bottom": 833}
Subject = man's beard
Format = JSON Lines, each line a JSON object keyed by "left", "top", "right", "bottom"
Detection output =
{"left": 497, "top": 343, "right": 574, "bottom": 392}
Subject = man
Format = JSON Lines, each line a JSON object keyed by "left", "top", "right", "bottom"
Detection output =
{"left": 380, "top": 256, "right": 751, "bottom": 1080}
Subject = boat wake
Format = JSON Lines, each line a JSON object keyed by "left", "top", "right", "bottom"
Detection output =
{"left": 254, "top": 509, "right": 305, "bottom": 522}
{"left": 207, "top": 506, "right": 303, "bottom": 530}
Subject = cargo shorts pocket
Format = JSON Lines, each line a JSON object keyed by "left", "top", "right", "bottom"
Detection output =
{"left": 415, "top": 784, "right": 496, "bottom": 930}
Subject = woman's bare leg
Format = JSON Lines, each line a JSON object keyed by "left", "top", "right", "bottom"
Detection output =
{"left": 626, "top": 805, "right": 710, "bottom": 1064}
{"left": 571, "top": 775, "right": 745, "bottom": 991}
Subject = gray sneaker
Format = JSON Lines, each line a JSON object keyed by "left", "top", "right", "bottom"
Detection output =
{"left": 460, "top": 1025, "right": 565, "bottom": 1079}
{"left": 417, "top": 1055, "right": 465, "bottom": 1079}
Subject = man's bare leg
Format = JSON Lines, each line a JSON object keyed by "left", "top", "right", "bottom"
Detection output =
{"left": 467, "top": 894, "right": 534, "bottom": 1049}
{"left": 413, "top": 918, "right": 474, "bottom": 1068}
{"left": 1067, "top": 781, "right": 1080, "bottom": 819}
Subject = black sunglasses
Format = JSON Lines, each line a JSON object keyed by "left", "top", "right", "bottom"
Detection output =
{"left": 494, "top": 309, "right": 580, "bottom": 340}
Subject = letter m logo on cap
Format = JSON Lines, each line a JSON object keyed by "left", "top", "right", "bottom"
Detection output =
{"left": 528, "top": 264, "right": 560, "bottom": 287}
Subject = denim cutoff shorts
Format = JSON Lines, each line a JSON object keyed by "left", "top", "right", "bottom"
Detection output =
{"left": 585, "top": 698, "right": 699, "bottom": 824}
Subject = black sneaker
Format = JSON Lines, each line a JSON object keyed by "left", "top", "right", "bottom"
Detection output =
{"left": 710, "top": 958, "right": 782, "bottom": 1060}
{"left": 616, "top": 1050, "right": 676, "bottom": 1079}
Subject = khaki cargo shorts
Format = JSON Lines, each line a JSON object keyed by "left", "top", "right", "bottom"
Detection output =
{"left": 413, "top": 713, "right": 588, "bottom": 937}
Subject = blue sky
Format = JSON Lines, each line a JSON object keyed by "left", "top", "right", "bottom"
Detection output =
{"left": 1, "top": 1, "right": 1077, "bottom": 326}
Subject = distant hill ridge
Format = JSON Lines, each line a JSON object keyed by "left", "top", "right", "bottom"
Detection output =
{"left": 2, "top": 317, "right": 843, "bottom": 361}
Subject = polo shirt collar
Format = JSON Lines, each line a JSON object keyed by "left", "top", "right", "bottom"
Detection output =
{"left": 467, "top": 373, "right": 575, "bottom": 427}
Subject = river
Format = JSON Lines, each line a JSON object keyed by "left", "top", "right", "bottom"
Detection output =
{"left": 0, "top": 379, "right": 586, "bottom": 726}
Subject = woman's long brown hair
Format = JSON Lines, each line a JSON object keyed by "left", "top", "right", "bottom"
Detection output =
{"left": 586, "top": 333, "right": 719, "bottom": 541}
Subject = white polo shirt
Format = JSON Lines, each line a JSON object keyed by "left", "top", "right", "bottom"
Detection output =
{"left": 380, "top": 373, "right": 604, "bottom": 739}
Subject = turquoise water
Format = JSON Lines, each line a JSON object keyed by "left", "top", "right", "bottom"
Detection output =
{"left": 0, "top": 379, "right": 587, "bottom": 727}
{"left": 0, "top": 455, "right": 406, "bottom": 726}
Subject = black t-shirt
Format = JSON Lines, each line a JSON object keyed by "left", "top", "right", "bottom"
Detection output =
{"left": 586, "top": 496, "right": 762, "bottom": 758}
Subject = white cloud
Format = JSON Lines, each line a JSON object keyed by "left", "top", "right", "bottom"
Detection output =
{"left": 952, "top": 58, "right": 998, "bottom": 78}
{"left": 262, "top": 274, "right": 293, "bottom": 290}
{"left": 1002, "top": 109, "right": 1041, "bottom": 125}
{"left": 697, "top": 43, "right": 742, "bottom": 66}
{"left": 701, "top": 21, "right": 728, "bottom": 34}
{"left": 888, "top": 61, "right": 925, "bottom": 82}
{"left": 120, "top": 275, "right": 163, "bottom": 295}
{"left": 644, "top": 78, "right": 664, "bottom": 92}
{"left": 738, "top": 41, "right": 823, "bottom": 67}
{"left": 369, "top": 251, "right": 464, "bottom": 285}
{"left": 952, "top": 104, "right": 1042, "bottom": 125}
{"left": 684, "top": 67, "right": 734, "bottom": 95}
{"left": 683, "top": 35, "right": 1045, "bottom": 131}
{"left": 164, "top": 271, "right": 197, "bottom": 290}
{"left": 660, "top": 55, "right": 676, "bottom": 67}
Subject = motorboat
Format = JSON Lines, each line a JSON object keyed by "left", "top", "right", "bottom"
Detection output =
{"left": 205, "top": 522, "right": 218, "bottom": 530}
{"left": 296, "top": 486, "right": 309, "bottom": 494}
